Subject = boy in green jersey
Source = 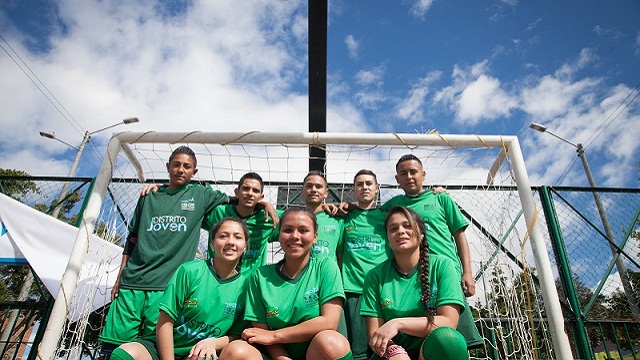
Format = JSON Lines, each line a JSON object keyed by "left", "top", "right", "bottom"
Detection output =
{"left": 301, "top": 171, "right": 345, "bottom": 262}
{"left": 99, "top": 146, "right": 276, "bottom": 355}
{"left": 379, "top": 154, "right": 482, "bottom": 349}
{"left": 202, "top": 172, "right": 277, "bottom": 274}
{"left": 341, "top": 170, "right": 391, "bottom": 360}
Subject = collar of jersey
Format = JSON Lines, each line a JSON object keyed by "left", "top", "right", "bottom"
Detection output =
{"left": 391, "top": 258, "right": 419, "bottom": 278}
{"left": 159, "top": 183, "right": 190, "bottom": 194}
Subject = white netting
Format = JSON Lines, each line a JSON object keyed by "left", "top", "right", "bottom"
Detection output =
{"left": 43, "top": 132, "right": 564, "bottom": 359}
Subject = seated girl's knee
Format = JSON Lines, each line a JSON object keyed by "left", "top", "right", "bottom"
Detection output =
{"left": 422, "top": 327, "right": 467, "bottom": 360}
{"left": 219, "top": 340, "right": 261, "bottom": 360}
{"left": 309, "top": 330, "right": 351, "bottom": 358}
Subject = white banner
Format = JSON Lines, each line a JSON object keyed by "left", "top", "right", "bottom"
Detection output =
{"left": 0, "top": 193, "right": 122, "bottom": 321}
{"left": 0, "top": 218, "right": 27, "bottom": 264}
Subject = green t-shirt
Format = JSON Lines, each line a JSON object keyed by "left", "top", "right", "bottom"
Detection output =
{"left": 360, "top": 255, "right": 465, "bottom": 352}
{"left": 202, "top": 204, "right": 276, "bottom": 274}
{"left": 120, "top": 184, "right": 228, "bottom": 290}
{"left": 149, "top": 260, "right": 249, "bottom": 357}
{"left": 313, "top": 211, "right": 345, "bottom": 260}
{"left": 244, "top": 256, "right": 345, "bottom": 359}
{"left": 381, "top": 190, "right": 468, "bottom": 274}
{"left": 341, "top": 207, "right": 392, "bottom": 294}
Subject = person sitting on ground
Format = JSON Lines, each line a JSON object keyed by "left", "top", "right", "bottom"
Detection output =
{"left": 361, "top": 206, "right": 468, "bottom": 360}
{"left": 110, "top": 218, "right": 251, "bottom": 360}
{"left": 219, "top": 208, "right": 353, "bottom": 360}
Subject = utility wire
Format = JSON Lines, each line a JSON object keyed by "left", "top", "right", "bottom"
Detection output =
{"left": 0, "top": 33, "right": 108, "bottom": 164}
{"left": 0, "top": 33, "right": 85, "bottom": 137}
{"left": 553, "top": 81, "right": 640, "bottom": 185}
{"left": 583, "top": 81, "right": 640, "bottom": 151}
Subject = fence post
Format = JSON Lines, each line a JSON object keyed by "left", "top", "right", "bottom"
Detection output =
{"left": 539, "top": 185, "right": 593, "bottom": 359}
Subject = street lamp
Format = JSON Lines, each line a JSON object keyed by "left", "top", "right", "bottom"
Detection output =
{"left": 529, "top": 122, "right": 640, "bottom": 319}
{"left": 39, "top": 117, "right": 139, "bottom": 218}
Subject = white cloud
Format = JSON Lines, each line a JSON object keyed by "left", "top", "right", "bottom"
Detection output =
{"left": 396, "top": 71, "right": 441, "bottom": 123}
{"left": 0, "top": 0, "right": 313, "bottom": 176}
{"left": 520, "top": 76, "right": 600, "bottom": 120}
{"left": 526, "top": 18, "right": 542, "bottom": 32}
{"left": 555, "top": 48, "right": 596, "bottom": 79}
{"left": 355, "top": 90, "right": 386, "bottom": 110}
{"left": 456, "top": 75, "right": 517, "bottom": 124}
{"left": 635, "top": 31, "right": 640, "bottom": 57}
{"left": 344, "top": 34, "right": 359, "bottom": 59}
{"left": 432, "top": 61, "right": 517, "bottom": 125}
{"left": 409, "top": 0, "right": 435, "bottom": 19}
{"left": 354, "top": 66, "right": 385, "bottom": 87}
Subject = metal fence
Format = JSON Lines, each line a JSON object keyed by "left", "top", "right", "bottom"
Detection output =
{"left": 0, "top": 175, "right": 638, "bottom": 359}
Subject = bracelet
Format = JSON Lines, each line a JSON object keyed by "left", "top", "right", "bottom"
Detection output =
{"left": 385, "top": 344, "right": 408, "bottom": 359}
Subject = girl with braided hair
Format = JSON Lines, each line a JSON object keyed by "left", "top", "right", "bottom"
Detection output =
{"left": 361, "top": 206, "right": 468, "bottom": 360}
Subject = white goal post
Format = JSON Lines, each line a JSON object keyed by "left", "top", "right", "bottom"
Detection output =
{"left": 37, "top": 131, "right": 573, "bottom": 359}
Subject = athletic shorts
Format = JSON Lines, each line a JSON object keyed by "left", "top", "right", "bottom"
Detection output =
{"left": 99, "top": 289, "right": 164, "bottom": 345}
{"left": 457, "top": 297, "right": 484, "bottom": 349}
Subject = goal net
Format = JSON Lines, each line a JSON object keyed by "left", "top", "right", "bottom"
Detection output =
{"left": 36, "top": 131, "right": 572, "bottom": 359}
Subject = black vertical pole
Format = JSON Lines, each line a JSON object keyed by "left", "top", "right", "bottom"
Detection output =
{"left": 308, "top": 0, "right": 327, "bottom": 174}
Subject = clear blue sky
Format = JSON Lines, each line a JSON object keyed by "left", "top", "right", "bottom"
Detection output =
{"left": 1, "top": 0, "right": 638, "bottom": 187}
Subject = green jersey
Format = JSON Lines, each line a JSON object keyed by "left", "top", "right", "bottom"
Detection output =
{"left": 203, "top": 204, "right": 276, "bottom": 274}
{"left": 313, "top": 211, "right": 345, "bottom": 260}
{"left": 152, "top": 260, "right": 249, "bottom": 357}
{"left": 341, "top": 208, "right": 391, "bottom": 294}
{"left": 381, "top": 190, "right": 468, "bottom": 274}
{"left": 360, "top": 255, "right": 465, "bottom": 352}
{"left": 120, "top": 184, "right": 228, "bottom": 290}
{"left": 245, "top": 256, "right": 345, "bottom": 359}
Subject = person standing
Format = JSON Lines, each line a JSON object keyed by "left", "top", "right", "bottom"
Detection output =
{"left": 340, "top": 170, "right": 391, "bottom": 360}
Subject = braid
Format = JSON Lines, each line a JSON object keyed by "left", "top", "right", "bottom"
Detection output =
{"left": 418, "top": 233, "right": 436, "bottom": 323}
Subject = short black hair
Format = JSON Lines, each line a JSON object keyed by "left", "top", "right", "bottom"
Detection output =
{"left": 303, "top": 170, "right": 327, "bottom": 185}
{"left": 238, "top": 172, "right": 264, "bottom": 192}
{"left": 353, "top": 169, "right": 378, "bottom": 184}
{"left": 396, "top": 154, "right": 422, "bottom": 170}
{"left": 169, "top": 146, "right": 197, "bottom": 167}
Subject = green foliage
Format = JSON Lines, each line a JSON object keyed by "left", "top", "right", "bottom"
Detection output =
{"left": 0, "top": 265, "right": 30, "bottom": 301}
{"left": 0, "top": 168, "right": 41, "bottom": 201}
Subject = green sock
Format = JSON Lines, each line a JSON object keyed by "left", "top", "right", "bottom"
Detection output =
{"left": 109, "top": 348, "right": 134, "bottom": 360}
{"left": 335, "top": 350, "right": 354, "bottom": 360}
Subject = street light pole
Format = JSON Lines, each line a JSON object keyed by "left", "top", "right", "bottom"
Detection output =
{"left": 530, "top": 123, "right": 640, "bottom": 319}
{"left": 40, "top": 117, "right": 139, "bottom": 218}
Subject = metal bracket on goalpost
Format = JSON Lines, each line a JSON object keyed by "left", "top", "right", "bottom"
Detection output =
{"left": 37, "top": 131, "right": 575, "bottom": 360}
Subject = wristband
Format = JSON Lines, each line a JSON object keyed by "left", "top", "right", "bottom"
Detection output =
{"left": 385, "top": 344, "right": 408, "bottom": 359}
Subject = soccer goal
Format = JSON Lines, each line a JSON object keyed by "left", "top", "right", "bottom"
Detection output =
{"left": 37, "top": 131, "right": 573, "bottom": 359}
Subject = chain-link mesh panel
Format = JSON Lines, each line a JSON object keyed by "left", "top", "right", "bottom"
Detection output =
{"left": 547, "top": 188, "right": 640, "bottom": 322}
